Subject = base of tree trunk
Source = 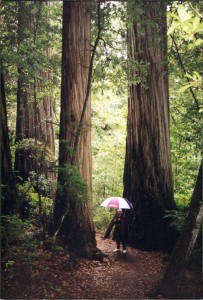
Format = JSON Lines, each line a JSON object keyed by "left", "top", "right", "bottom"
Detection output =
{"left": 126, "top": 204, "right": 179, "bottom": 252}
{"left": 53, "top": 212, "right": 104, "bottom": 261}
{"left": 153, "top": 162, "right": 203, "bottom": 298}
{"left": 58, "top": 235, "right": 104, "bottom": 261}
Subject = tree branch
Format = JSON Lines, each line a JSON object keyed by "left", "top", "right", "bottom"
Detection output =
{"left": 170, "top": 34, "right": 200, "bottom": 111}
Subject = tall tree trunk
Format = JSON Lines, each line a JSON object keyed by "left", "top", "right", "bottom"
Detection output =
{"left": 14, "top": 1, "right": 55, "bottom": 183}
{"left": 1, "top": 71, "right": 16, "bottom": 215}
{"left": 124, "top": 0, "right": 177, "bottom": 251}
{"left": 157, "top": 161, "right": 202, "bottom": 298}
{"left": 52, "top": 1, "right": 99, "bottom": 259}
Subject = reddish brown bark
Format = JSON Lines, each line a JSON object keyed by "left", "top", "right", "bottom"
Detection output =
{"left": 124, "top": 1, "right": 177, "bottom": 251}
{"left": 52, "top": 1, "right": 100, "bottom": 259}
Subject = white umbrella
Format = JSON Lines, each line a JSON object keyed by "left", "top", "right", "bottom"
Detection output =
{"left": 100, "top": 197, "right": 133, "bottom": 209}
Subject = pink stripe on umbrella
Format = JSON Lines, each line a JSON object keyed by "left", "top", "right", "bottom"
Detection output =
{"left": 106, "top": 197, "right": 119, "bottom": 208}
{"left": 100, "top": 197, "right": 133, "bottom": 209}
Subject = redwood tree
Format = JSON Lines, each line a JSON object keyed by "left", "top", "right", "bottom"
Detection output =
{"left": 123, "top": 0, "right": 177, "bottom": 251}
{"left": 52, "top": 1, "right": 100, "bottom": 259}
{"left": 1, "top": 71, "right": 16, "bottom": 215}
{"left": 14, "top": 1, "right": 55, "bottom": 182}
{"left": 157, "top": 161, "right": 202, "bottom": 298}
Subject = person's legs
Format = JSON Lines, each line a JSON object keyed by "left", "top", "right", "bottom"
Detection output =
{"left": 122, "top": 239, "right": 127, "bottom": 252}
{"left": 116, "top": 239, "right": 120, "bottom": 250}
{"left": 114, "top": 231, "right": 121, "bottom": 252}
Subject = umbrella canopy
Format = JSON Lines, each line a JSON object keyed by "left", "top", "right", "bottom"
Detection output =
{"left": 100, "top": 197, "right": 133, "bottom": 209}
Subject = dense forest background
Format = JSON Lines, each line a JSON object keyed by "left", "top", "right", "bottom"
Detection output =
{"left": 1, "top": 0, "right": 202, "bottom": 299}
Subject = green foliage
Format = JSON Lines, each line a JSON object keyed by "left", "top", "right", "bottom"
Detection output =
{"left": 17, "top": 175, "right": 53, "bottom": 202}
{"left": 15, "top": 139, "right": 55, "bottom": 161}
{"left": 57, "top": 163, "right": 88, "bottom": 203}
{"left": 168, "top": 2, "right": 202, "bottom": 206}
{"left": 164, "top": 205, "right": 188, "bottom": 232}
{"left": 92, "top": 90, "right": 127, "bottom": 209}
{"left": 178, "top": 71, "right": 202, "bottom": 93}
{"left": 127, "top": 59, "right": 149, "bottom": 88}
{"left": 1, "top": 1, "right": 62, "bottom": 132}
{"left": 93, "top": 206, "right": 115, "bottom": 231}
{"left": 29, "top": 190, "right": 53, "bottom": 219}
{"left": 4, "top": 260, "right": 15, "bottom": 280}
{"left": 92, "top": 1, "right": 128, "bottom": 96}
{"left": 168, "top": 3, "right": 203, "bottom": 101}
{"left": 16, "top": 180, "right": 53, "bottom": 234}
{"left": 91, "top": 4, "right": 128, "bottom": 219}
{"left": 168, "top": 4, "right": 203, "bottom": 38}
{"left": 1, "top": 215, "right": 36, "bottom": 249}
{"left": 92, "top": 80, "right": 127, "bottom": 231}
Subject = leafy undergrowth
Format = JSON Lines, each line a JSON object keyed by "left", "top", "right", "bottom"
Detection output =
{"left": 2, "top": 232, "right": 203, "bottom": 299}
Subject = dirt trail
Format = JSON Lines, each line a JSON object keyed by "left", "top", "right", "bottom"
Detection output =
{"left": 92, "top": 233, "right": 166, "bottom": 299}
{"left": 3, "top": 232, "right": 202, "bottom": 299}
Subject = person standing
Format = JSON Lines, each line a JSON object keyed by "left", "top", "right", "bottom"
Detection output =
{"left": 112, "top": 209, "right": 128, "bottom": 253}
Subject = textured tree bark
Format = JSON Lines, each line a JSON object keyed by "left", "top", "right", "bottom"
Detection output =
{"left": 14, "top": 1, "right": 55, "bottom": 182}
{"left": 124, "top": 0, "right": 177, "bottom": 251}
{"left": 52, "top": 1, "right": 100, "bottom": 259}
{"left": 157, "top": 161, "right": 202, "bottom": 298}
{"left": 1, "top": 71, "right": 16, "bottom": 215}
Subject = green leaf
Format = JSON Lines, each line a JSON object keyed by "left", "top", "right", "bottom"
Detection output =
{"left": 194, "top": 38, "right": 203, "bottom": 47}
{"left": 195, "top": 23, "right": 203, "bottom": 32}
{"left": 168, "top": 22, "right": 180, "bottom": 35}
{"left": 192, "top": 16, "right": 201, "bottom": 31}
{"left": 178, "top": 4, "right": 192, "bottom": 22}
{"left": 178, "top": 84, "right": 192, "bottom": 93}
{"left": 185, "top": 73, "right": 195, "bottom": 80}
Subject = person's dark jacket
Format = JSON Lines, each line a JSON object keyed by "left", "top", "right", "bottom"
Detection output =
{"left": 112, "top": 214, "right": 128, "bottom": 241}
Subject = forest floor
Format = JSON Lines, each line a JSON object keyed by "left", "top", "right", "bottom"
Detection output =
{"left": 2, "top": 231, "right": 203, "bottom": 299}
